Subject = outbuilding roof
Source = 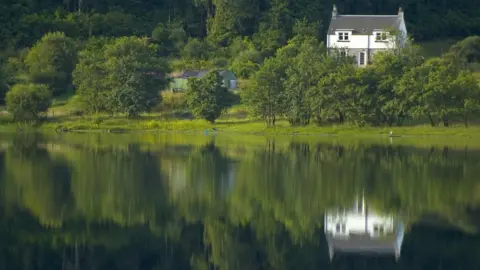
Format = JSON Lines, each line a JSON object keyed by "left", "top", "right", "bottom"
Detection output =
{"left": 169, "top": 70, "right": 233, "bottom": 79}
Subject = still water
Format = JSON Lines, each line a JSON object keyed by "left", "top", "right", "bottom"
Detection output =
{"left": 1, "top": 132, "right": 480, "bottom": 269}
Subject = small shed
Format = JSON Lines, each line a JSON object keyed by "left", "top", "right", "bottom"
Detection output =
{"left": 168, "top": 69, "right": 237, "bottom": 92}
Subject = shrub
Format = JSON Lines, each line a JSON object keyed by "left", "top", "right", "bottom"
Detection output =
{"left": 157, "top": 92, "right": 187, "bottom": 112}
{"left": 6, "top": 83, "right": 52, "bottom": 121}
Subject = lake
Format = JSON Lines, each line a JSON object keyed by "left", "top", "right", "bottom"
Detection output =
{"left": 1, "top": 132, "right": 480, "bottom": 269}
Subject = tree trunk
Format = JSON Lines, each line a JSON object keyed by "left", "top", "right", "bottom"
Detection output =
{"left": 338, "top": 111, "right": 344, "bottom": 124}
{"left": 427, "top": 114, "right": 436, "bottom": 127}
{"left": 464, "top": 113, "right": 468, "bottom": 128}
{"left": 396, "top": 113, "right": 405, "bottom": 126}
{"left": 386, "top": 116, "right": 393, "bottom": 127}
{"left": 442, "top": 115, "right": 449, "bottom": 127}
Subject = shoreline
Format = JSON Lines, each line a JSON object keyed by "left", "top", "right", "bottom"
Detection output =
{"left": 1, "top": 116, "right": 480, "bottom": 137}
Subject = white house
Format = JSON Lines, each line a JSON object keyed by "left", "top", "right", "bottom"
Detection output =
{"left": 326, "top": 5, "right": 408, "bottom": 67}
{"left": 324, "top": 195, "right": 405, "bottom": 260}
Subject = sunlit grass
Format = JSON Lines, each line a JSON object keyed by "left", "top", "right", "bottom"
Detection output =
{"left": 36, "top": 114, "right": 480, "bottom": 139}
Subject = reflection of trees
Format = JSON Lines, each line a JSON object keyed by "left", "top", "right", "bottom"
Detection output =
{"left": 169, "top": 140, "right": 234, "bottom": 222}
{"left": 67, "top": 144, "right": 167, "bottom": 226}
{"left": 3, "top": 136, "right": 73, "bottom": 227}
{"left": 2, "top": 136, "right": 480, "bottom": 269}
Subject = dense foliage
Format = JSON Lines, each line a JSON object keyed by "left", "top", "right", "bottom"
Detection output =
{"left": 185, "top": 71, "right": 233, "bottom": 123}
{"left": 1, "top": 0, "right": 480, "bottom": 51}
{"left": 24, "top": 32, "right": 77, "bottom": 96}
{"left": 73, "top": 36, "right": 169, "bottom": 116}
{"left": 245, "top": 36, "right": 480, "bottom": 127}
{"left": 5, "top": 83, "right": 51, "bottom": 121}
{"left": 0, "top": 0, "right": 479, "bottom": 126}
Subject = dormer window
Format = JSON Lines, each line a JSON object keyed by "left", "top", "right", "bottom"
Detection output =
{"left": 375, "top": 32, "right": 388, "bottom": 41}
{"left": 338, "top": 32, "right": 349, "bottom": 41}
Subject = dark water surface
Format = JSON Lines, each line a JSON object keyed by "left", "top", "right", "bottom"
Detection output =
{"left": 1, "top": 132, "right": 480, "bottom": 270}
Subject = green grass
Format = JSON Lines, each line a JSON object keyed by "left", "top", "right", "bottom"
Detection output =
{"left": 35, "top": 115, "right": 480, "bottom": 139}
{"left": 32, "top": 129, "right": 480, "bottom": 153}
{"left": 473, "top": 72, "right": 480, "bottom": 80}
{"left": 48, "top": 94, "right": 84, "bottom": 117}
{"left": 418, "top": 39, "right": 460, "bottom": 58}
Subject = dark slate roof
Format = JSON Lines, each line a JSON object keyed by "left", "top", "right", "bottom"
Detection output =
{"left": 328, "top": 15, "right": 401, "bottom": 35}
{"left": 326, "top": 233, "right": 402, "bottom": 261}
{"left": 326, "top": 234, "right": 398, "bottom": 254}
{"left": 169, "top": 69, "right": 231, "bottom": 79}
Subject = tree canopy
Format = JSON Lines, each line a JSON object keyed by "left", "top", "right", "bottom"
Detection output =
{"left": 5, "top": 83, "right": 52, "bottom": 121}
{"left": 73, "top": 36, "right": 170, "bottom": 115}
{"left": 24, "top": 32, "right": 77, "bottom": 96}
{"left": 185, "top": 70, "right": 233, "bottom": 123}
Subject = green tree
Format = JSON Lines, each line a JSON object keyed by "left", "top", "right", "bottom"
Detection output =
{"left": 448, "top": 36, "right": 480, "bottom": 64}
{"left": 74, "top": 37, "right": 169, "bottom": 116}
{"left": 207, "top": 0, "right": 261, "bottom": 46}
{"left": 151, "top": 22, "right": 188, "bottom": 56}
{"left": 72, "top": 37, "right": 113, "bottom": 114}
{"left": 370, "top": 45, "right": 424, "bottom": 126}
{"left": 283, "top": 37, "right": 326, "bottom": 125}
{"left": 185, "top": 71, "right": 231, "bottom": 123}
{"left": 395, "top": 57, "right": 465, "bottom": 127}
{"left": 243, "top": 57, "right": 287, "bottom": 126}
{"left": 452, "top": 70, "right": 480, "bottom": 127}
{"left": 0, "top": 64, "right": 10, "bottom": 104}
{"left": 5, "top": 83, "right": 51, "bottom": 121}
{"left": 24, "top": 32, "right": 77, "bottom": 96}
{"left": 308, "top": 63, "right": 357, "bottom": 125}
{"left": 230, "top": 49, "right": 263, "bottom": 78}
{"left": 152, "top": 24, "right": 172, "bottom": 56}
{"left": 103, "top": 37, "right": 169, "bottom": 116}
{"left": 182, "top": 38, "right": 217, "bottom": 60}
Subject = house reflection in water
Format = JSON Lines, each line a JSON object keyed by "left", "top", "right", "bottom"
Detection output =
{"left": 324, "top": 196, "right": 405, "bottom": 260}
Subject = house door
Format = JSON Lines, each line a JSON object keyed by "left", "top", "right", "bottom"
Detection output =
{"left": 358, "top": 52, "right": 366, "bottom": 66}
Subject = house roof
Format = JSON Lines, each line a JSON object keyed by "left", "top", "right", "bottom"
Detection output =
{"left": 328, "top": 15, "right": 402, "bottom": 35}
{"left": 169, "top": 70, "right": 208, "bottom": 79}
{"left": 169, "top": 69, "right": 233, "bottom": 79}
{"left": 326, "top": 234, "right": 401, "bottom": 259}
{"left": 327, "top": 234, "right": 398, "bottom": 252}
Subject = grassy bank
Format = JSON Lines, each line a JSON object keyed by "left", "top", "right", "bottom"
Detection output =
{"left": 25, "top": 115, "right": 480, "bottom": 137}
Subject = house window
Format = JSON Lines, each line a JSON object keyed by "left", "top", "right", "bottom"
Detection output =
{"left": 338, "top": 32, "right": 349, "bottom": 41}
{"left": 336, "top": 223, "right": 346, "bottom": 233}
{"left": 359, "top": 52, "right": 366, "bottom": 66}
{"left": 373, "top": 224, "right": 385, "bottom": 235}
{"left": 375, "top": 32, "right": 388, "bottom": 41}
{"left": 340, "top": 50, "right": 347, "bottom": 58}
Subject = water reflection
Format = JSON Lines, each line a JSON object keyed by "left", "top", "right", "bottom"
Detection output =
{"left": 1, "top": 133, "right": 480, "bottom": 269}
{"left": 325, "top": 195, "right": 404, "bottom": 260}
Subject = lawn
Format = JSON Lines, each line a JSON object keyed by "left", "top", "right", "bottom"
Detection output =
{"left": 417, "top": 39, "right": 460, "bottom": 58}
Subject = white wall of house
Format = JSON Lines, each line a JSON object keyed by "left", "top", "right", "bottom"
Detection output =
{"left": 325, "top": 211, "right": 395, "bottom": 237}
{"left": 327, "top": 33, "right": 395, "bottom": 50}
{"left": 398, "top": 19, "right": 408, "bottom": 47}
{"left": 328, "top": 32, "right": 368, "bottom": 49}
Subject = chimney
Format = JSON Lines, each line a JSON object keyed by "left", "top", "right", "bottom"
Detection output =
{"left": 398, "top": 7, "right": 404, "bottom": 18}
{"left": 332, "top": 5, "right": 338, "bottom": 18}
